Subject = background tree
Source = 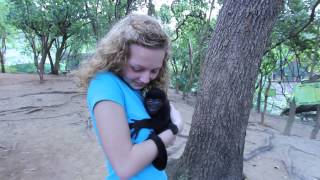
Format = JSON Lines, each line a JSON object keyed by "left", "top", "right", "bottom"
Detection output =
{"left": 6, "top": 0, "right": 151, "bottom": 79}
{"left": 165, "top": 0, "right": 215, "bottom": 96}
{"left": 168, "top": 0, "right": 283, "bottom": 179}
{"left": 47, "top": 0, "right": 90, "bottom": 75}
{"left": 0, "top": 0, "right": 11, "bottom": 73}
{"left": 8, "top": 0, "right": 95, "bottom": 79}
{"left": 254, "top": 0, "right": 320, "bottom": 125}
{"left": 8, "top": 0, "right": 58, "bottom": 81}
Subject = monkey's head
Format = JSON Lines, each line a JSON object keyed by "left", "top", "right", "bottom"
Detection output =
{"left": 144, "top": 88, "right": 167, "bottom": 116}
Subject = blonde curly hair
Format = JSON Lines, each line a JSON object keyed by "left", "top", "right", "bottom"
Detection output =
{"left": 78, "top": 14, "right": 170, "bottom": 91}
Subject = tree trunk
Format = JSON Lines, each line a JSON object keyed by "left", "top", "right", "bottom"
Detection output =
{"left": 126, "top": 0, "right": 135, "bottom": 15}
{"left": 169, "top": 57, "right": 180, "bottom": 93}
{"left": 25, "top": 33, "right": 40, "bottom": 76}
{"left": 310, "top": 105, "right": 320, "bottom": 139}
{"left": 309, "top": 26, "right": 319, "bottom": 80}
{"left": 48, "top": 51, "right": 55, "bottom": 74}
{"left": 114, "top": 0, "right": 121, "bottom": 20}
{"left": 0, "top": 53, "right": 5, "bottom": 73}
{"left": 183, "top": 39, "right": 194, "bottom": 100}
{"left": 0, "top": 35, "right": 6, "bottom": 73}
{"left": 147, "top": 0, "right": 155, "bottom": 16}
{"left": 39, "top": 55, "right": 45, "bottom": 83}
{"left": 32, "top": 47, "right": 40, "bottom": 77}
{"left": 295, "top": 60, "right": 301, "bottom": 81}
{"left": 279, "top": 56, "right": 284, "bottom": 81}
{"left": 53, "top": 57, "right": 60, "bottom": 75}
{"left": 53, "top": 35, "right": 68, "bottom": 75}
{"left": 283, "top": 99, "right": 296, "bottom": 136}
{"left": 256, "top": 72, "right": 264, "bottom": 113}
{"left": 168, "top": 0, "right": 283, "bottom": 179}
{"left": 261, "top": 76, "right": 272, "bottom": 125}
{"left": 85, "top": 1, "right": 100, "bottom": 41}
{"left": 38, "top": 36, "right": 54, "bottom": 82}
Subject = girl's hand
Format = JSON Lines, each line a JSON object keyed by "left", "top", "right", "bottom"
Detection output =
{"left": 169, "top": 103, "right": 183, "bottom": 134}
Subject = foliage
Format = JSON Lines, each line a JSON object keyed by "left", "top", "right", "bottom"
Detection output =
{"left": 267, "top": 0, "right": 320, "bottom": 79}
{"left": 2, "top": 0, "right": 320, "bottom": 98}
{"left": 163, "top": 0, "right": 217, "bottom": 94}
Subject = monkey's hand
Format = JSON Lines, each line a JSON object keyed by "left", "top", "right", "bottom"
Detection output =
{"left": 129, "top": 119, "right": 152, "bottom": 139}
{"left": 169, "top": 103, "right": 183, "bottom": 134}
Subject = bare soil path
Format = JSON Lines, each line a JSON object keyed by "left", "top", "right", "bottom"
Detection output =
{"left": 0, "top": 73, "right": 319, "bottom": 180}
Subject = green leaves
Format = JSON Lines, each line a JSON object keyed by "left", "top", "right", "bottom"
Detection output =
{"left": 261, "top": 0, "right": 320, "bottom": 80}
{"left": 160, "top": 0, "right": 219, "bottom": 93}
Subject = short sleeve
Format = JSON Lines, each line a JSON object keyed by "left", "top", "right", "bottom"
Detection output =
{"left": 87, "top": 72, "right": 124, "bottom": 113}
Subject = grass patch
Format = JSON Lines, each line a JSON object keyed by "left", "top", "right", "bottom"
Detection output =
{"left": 4, "top": 63, "right": 66, "bottom": 74}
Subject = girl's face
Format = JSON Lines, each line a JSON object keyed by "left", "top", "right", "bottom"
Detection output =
{"left": 121, "top": 44, "right": 165, "bottom": 90}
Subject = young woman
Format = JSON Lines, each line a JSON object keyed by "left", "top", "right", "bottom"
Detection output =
{"left": 79, "top": 14, "right": 183, "bottom": 180}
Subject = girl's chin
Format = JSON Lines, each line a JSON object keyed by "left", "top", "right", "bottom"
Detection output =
{"left": 128, "top": 82, "right": 144, "bottom": 90}
{"left": 132, "top": 84, "right": 145, "bottom": 90}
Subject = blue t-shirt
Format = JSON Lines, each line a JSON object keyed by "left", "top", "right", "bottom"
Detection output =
{"left": 87, "top": 72, "right": 168, "bottom": 180}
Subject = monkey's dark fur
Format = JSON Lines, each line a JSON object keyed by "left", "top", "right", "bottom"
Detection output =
{"left": 129, "top": 88, "right": 172, "bottom": 170}
{"left": 129, "top": 88, "right": 171, "bottom": 139}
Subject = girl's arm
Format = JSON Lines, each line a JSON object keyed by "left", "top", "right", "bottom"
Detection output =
{"left": 94, "top": 100, "right": 175, "bottom": 179}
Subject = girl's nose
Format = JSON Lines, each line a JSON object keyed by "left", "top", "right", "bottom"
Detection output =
{"left": 140, "top": 72, "right": 151, "bottom": 84}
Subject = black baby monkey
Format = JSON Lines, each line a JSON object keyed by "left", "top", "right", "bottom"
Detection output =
{"left": 129, "top": 88, "right": 176, "bottom": 139}
{"left": 144, "top": 88, "right": 171, "bottom": 133}
{"left": 129, "top": 88, "right": 178, "bottom": 170}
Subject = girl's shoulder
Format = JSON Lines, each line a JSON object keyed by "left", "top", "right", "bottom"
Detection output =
{"left": 93, "top": 71, "right": 119, "bottom": 81}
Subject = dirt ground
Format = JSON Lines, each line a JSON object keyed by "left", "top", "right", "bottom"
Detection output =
{"left": 0, "top": 73, "right": 319, "bottom": 180}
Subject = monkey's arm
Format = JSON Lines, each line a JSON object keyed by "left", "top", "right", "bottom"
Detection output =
{"left": 129, "top": 119, "right": 153, "bottom": 139}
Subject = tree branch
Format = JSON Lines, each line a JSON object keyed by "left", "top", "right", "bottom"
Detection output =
{"left": 265, "top": 0, "right": 320, "bottom": 54}
{"left": 172, "top": 12, "right": 205, "bottom": 42}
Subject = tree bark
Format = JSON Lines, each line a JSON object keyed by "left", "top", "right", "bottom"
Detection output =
{"left": 169, "top": 57, "right": 180, "bottom": 93}
{"left": 114, "top": 0, "right": 121, "bottom": 20}
{"left": 53, "top": 34, "right": 68, "bottom": 75}
{"left": 283, "top": 99, "right": 296, "bottom": 136}
{"left": 0, "top": 34, "right": 6, "bottom": 73}
{"left": 85, "top": 0, "right": 100, "bottom": 41}
{"left": 38, "top": 36, "right": 54, "bottom": 82}
{"left": 261, "top": 76, "right": 272, "bottom": 125}
{"left": 169, "top": 0, "right": 283, "bottom": 179}
{"left": 0, "top": 53, "right": 5, "bottom": 73}
{"left": 126, "top": 0, "right": 135, "bottom": 15}
{"left": 24, "top": 33, "right": 40, "bottom": 76}
{"left": 265, "top": 0, "right": 320, "bottom": 54}
{"left": 309, "top": 25, "right": 319, "bottom": 80}
{"left": 256, "top": 72, "right": 263, "bottom": 113}
{"left": 310, "top": 105, "right": 320, "bottom": 139}
{"left": 147, "top": 0, "right": 155, "bottom": 16}
{"left": 48, "top": 51, "right": 55, "bottom": 74}
{"left": 183, "top": 39, "right": 194, "bottom": 100}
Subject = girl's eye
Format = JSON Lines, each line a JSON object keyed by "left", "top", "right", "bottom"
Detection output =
{"left": 151, "top": 69, "right": 159, "bottom": 74}
{"left": 132, "top": 66, "right": 143, "bottom": 72}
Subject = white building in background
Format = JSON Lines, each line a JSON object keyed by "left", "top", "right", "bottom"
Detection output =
{"left": 272, "top": 60, "right": 315, "bottom": 82}
{"left": 5, "top": 49, "right": 33, "bottom": 66}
